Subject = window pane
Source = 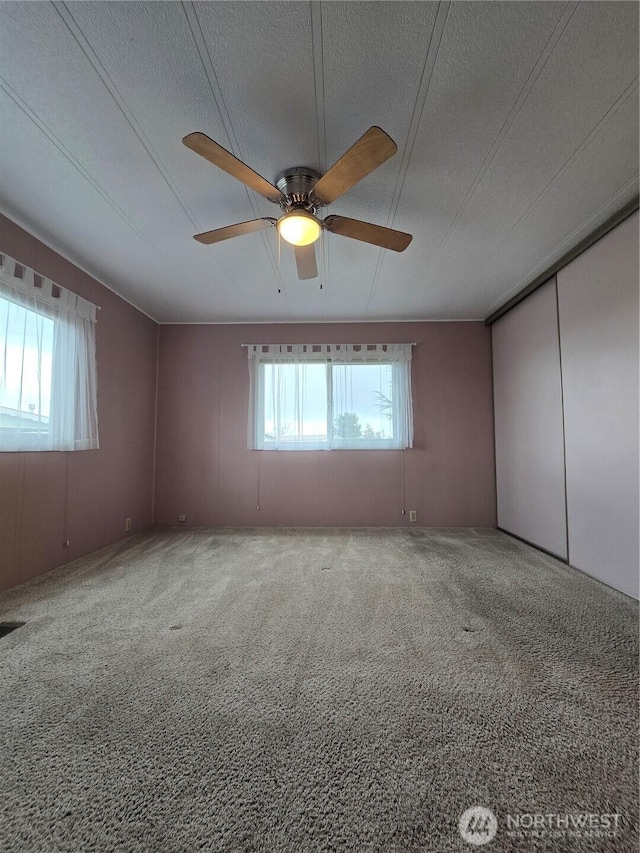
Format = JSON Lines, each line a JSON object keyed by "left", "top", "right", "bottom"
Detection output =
{"left": 332, "top": 363, "right": 394, "bottom": 442}
{"left": 248, "top": 348, "right": 412, "bottom": 452}
{"left": 0, "top": 297, "right": 53, "bottom": 435}
{"left": 262, "top": 361, "right": 328, "bottom": 446}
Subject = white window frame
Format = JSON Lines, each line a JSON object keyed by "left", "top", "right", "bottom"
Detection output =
{"left": 0, "top": 252, "right": 99, "bottom": 453}
{"left": 247, "top": 343, "right": 414, "bottom": 451}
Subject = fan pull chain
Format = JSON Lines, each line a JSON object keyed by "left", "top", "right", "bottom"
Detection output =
{"left": 257, "top": 453, "right": 261, "bottom": 511}
{"left": 277, "top": 229, "right": 281, "bottom": 293}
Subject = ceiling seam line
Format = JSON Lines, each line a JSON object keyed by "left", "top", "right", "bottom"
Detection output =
{"left": 309, "top": 0, "right": 329, "bottom": 316}
{"left": 51, "top": 2, "right": 241, "bottom": 305}
{"left": 0, "top": 78, "right": 154, "bottom": 249}
{"left": 182, "top": 1, "right": 286, "bottom": 300}
{"left": 181, "top": 0, "right": 282, "bottom": 290}
{"left": 181, "top": 2, "right": 242, "bottom": 162}
{"left": 365, "top": 0, "right": 451, "bottom": 317}
{"left": 310, "top": 1, "right": 327, "bottom": 174}
{"left": 483, "top": 179, "right": 639, "bottom": 316}
{"left": 427, "top": 1, "right": 579, "bottom": 270}
{"left": 449, "top": 75, "right": 639, "bottom": 307}
{"left": 49, "top": 2, "right": 242, "bottom": 304}
{"left": 384, "top": 1, "right": 452, "bottom": 224}
{"left": 52, "top": 0, "right": 240, "bottom": 300}
{"left": 310, "top": 1, "right": 328, "bottom": 307}
{"left": 53, "top": 2, "right": 214, "bottom": 242}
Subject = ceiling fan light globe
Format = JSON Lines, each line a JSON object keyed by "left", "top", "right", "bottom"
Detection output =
{"left": 277, "top": 211, "right": 321, "bottom": 246}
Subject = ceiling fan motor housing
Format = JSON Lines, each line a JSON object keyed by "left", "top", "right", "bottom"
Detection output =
{"left": 275, "top": 167, "right": 322, "bottom": 213}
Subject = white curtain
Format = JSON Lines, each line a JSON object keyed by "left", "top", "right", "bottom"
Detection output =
{"left": 247, "top": 343, "right": 413, "bottom": 450}
{"left": 0, "top": 252, "right": 99, "bottom": 452}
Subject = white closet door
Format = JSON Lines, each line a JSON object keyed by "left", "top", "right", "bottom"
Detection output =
{"left": 558, "top": 211, "right": 639, "bottom": 599}
{"left": 493, "top": 278, "right": 567, "bottom": 558}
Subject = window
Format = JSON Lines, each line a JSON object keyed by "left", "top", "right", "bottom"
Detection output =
{"left": 247, "top": 343, "right": 413, "bottom": 450}
{"left": 0, "top": 253, "right": 99, "bottom": 452}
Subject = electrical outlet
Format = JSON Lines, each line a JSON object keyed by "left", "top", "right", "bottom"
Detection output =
{"left": 409, "top": 510, "right": 417, "bottom": 522}
{"left": 178, "top": 514, "right": 187, "bottom": 523}
{"left": 125, "top": 517, "right": 132, "bottom": 532}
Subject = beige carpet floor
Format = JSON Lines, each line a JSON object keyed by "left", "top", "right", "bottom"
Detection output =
{"left": 0, "top": 527, "right": 637, "bottom": 852}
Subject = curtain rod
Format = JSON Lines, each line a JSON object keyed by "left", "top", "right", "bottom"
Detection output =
{"left": 241, "top": 342, "right": 417, "bottom": 347}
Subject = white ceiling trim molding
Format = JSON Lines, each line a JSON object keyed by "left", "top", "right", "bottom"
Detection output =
{"left": 0, "top": 207, "right": 159, "bottom": 323}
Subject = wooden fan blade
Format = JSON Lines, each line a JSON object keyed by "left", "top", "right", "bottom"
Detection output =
{"left": 183, "top": 133, "right": 284, "bottom": 201}
{"left": 194, "top": 218, "right": 276, "bottom": 245}
{"left": 323, "top": 215, "right": 412, "bottom": 252}
{"left": 294, "top": 243, "right": 318, "bottom": 280}
{"left": 311, "top": 127, "right": 397, "bottom": 205}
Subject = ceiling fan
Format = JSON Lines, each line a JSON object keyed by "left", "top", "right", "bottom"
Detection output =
{"left": 183, "top": 126, "right": 412, "bottom": 280}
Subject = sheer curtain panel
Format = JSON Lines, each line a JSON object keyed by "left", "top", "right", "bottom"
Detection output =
{"left": 0, "top": 252, "right": 99, "bottom": 452}
{"left": 247, "top": 343, "right": 413, "bottom": 450}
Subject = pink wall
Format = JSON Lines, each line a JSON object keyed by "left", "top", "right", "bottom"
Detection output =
{"left": 154, "top": 323, "right": 496, "bottom": 528}
{"left": 0, "top": 219, "right": 496, "bottom": 592}
{"left": 0, "top": 216, "right": 158, "bottom": 591}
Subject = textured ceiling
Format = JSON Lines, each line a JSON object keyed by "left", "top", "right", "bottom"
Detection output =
{"left": 0, "top": 1, "right": 637, "bottom": 323}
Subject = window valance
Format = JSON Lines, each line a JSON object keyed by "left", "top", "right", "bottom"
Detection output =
{"left": 245, "top": 342, "right": 414, "bottom": 363}
{"left": 0, "top": 252, "right": 98, "bottom": 321}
